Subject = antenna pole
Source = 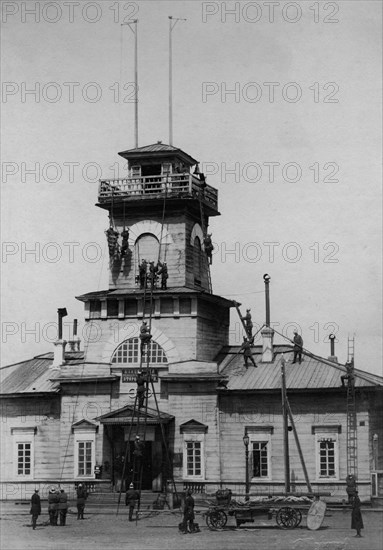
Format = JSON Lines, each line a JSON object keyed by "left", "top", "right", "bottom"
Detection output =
{"left": 124, "top": 20, "right": 139, "bottom": 148}
{"left": 168, "top": 16, "right": 186, "bottom": 146}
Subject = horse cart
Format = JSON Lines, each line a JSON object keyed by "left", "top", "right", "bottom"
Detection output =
{"left": 204, "top": 491, "right": 319, "bottom": 530}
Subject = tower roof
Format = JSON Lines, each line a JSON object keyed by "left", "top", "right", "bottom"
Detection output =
{"left": 118, "top": 141, "right": 198, "bottom": 165}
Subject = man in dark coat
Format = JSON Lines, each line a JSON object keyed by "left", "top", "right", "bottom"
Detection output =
{"left": 292, "top": 332, "right": 303, "bottom": 364}
{"left": 351, "top": 491, "right": 364, "bottom": 537}
{"left": 48, "top": 487, "right": 59, "bottom": 526}
{"left": 76, "top": 483, "right": 87, "bottom": 520}
{"left": 30, "top": 489, "right": 41, "bottom": 530}
{"left": 125, "top": 482, "right": 139, "bottom": 521}
{"left": 345, "top": 474, "right": 357, "bottom": 503}
{"left": 180, "top": 490, "right": 199, "bottom": 534}
{"left": 58, "top": 488, "right": 68, "bottom": 526}
{"left": 136, "top": 370, "right": 146, "bottom": 409}
{"left": 242, "top": 337, "right": 257, "bottom": 368}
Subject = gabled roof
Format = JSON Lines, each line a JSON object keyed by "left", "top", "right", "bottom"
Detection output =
{"left": 118, "top": 142, "right": 198, "bottom": 165}
{"left": 97, "top": 404, "right": 174, "bottom": 425}
{"left": 217, "top": 345, "right": 383, "bottom": 392}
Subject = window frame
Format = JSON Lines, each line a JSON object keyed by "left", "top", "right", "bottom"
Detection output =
{"left": 12, "top": 427, "right": 36, "bottom": 479}
{"left": 182, "top": 433, "right": 205, "bottom": 481}
{"left": 315, "top": 432, "right": 339, "bottom": 481}
{"left": 248, "top": 433, "right": 272, "bottom": 481}
{"left": 73, "top": 428, "right": 96, "bottom": 479}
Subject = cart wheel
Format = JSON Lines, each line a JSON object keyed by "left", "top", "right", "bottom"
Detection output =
{"left": 276, "top": 507, "right": 300, "bottom": 529}
{"left": 206, "top": 510, "right": 227, "bottom": 530}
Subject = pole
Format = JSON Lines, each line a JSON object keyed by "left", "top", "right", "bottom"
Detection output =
{"left": 245, "top": 441, "right": 249, "bottom": 501}
{"left": 168, "top": 16, "right": 186, "bottom": 146}
{"left": 285, "top": 399, "right": 312, "bottom": 493}
{"left": 281, "top": 355, "right": 290, "bottom": 493}
{"left": 263, "top": 274, "right": 270, "bottom": 327}
{"left": 134, "top": 19, "right": 138, "bottom": 148}
{"left": 123, "top": 20, "right": 139, "bottom": 148}
{"left": 168, "top": 16, "right": 173, "bottom": 145}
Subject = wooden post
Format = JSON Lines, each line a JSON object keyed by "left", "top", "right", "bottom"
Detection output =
{"left": 281, "top": 356, "right": 290, "bottom": 493}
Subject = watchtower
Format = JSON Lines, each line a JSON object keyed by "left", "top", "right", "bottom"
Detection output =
{"left": 76, "top": 141, "right": 233, "bottom": 365}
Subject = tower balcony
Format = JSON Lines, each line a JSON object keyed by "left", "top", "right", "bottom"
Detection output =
{"left": 98, "top": 173, "right": 219, "bottom": 214}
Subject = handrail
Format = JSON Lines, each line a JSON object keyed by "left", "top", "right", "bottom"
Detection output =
{"left": 98, "top": 174, "right": 218, "bottom": 208}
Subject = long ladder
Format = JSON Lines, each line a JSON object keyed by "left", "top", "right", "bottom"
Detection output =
{"left": 346, "top": 351, "right": 358, "bottom": 479}
{"left": 198, "top": 191, "right": 212, "bottom": 293}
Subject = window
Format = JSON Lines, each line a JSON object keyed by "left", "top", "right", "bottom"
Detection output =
{"left": 182, "top": 435, "right": 205, "bottom": 480}
{"left": 111, "top": 337, "right": 168, "bottom": 364}
{"left": 179, "top": 298, "right": 191, "bottom": 314}
{"left": 186, "top": 442, "right": 202, "bottom": 476}
{"left": 193, "top": 236, "right": 202, "bottom": 285}
{"left": 131, "top": 165, "right": 141, "bottom": 178}
{"left": 17, "top": 442, "right": 31, "bottom": 476}
{"left": 316, "top": 435, "right": 338, "bottom": 479}
{"left": 252, "top": 441, "right": 269, "bottom": 478}
{"left": 11, "top": 427, "right": 35, "bottom": 479}
{"left": 78, "top": 441, "right": 93, "bottom": 476}
{"left": 89, "top": 300, "right": 101, "bottom": 319}
{"left": 313, "top": 426, "right": 340, "bottom": 480}
{"left": 107, "top": 300, "right": 119, "bottom": 317}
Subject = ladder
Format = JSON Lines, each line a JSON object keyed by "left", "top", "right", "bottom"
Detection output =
{"left": 347, "top": 335, "right": 355, "bottom": 363}
{"left": 198, "top": 191, "right": 212, "bottom": 293}
{"left": 346, "top": 357, "right": 358, "bottom": 479}
{"left": 233, "top": 302, "right": 252, "bottom": 338}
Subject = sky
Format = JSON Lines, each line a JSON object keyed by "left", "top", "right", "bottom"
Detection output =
{"left": 1, "top": 0, "right": 382, "bottom": 375}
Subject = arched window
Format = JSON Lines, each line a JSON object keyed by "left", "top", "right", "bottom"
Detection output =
{"left": 111, "top": 337, "right": 168, "bottom": 364}
{"left": 135, "top": 233, "right": 160, "bottom": 276}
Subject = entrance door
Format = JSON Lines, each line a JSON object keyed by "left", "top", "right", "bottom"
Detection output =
{"left": 129, "top": 441, "right": 153, "bottom": 490}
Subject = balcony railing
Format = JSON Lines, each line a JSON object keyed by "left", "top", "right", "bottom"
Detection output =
{"left": 98, "top": 174, "right": 218, "bottom": 210}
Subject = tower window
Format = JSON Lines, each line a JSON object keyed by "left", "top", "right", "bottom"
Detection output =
{"left": 107, "top": 300, "right": 119, "bottom": 317}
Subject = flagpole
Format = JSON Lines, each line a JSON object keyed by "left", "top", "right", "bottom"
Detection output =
{"left": 168, "top": 16, "right": 186, "bottom": 146}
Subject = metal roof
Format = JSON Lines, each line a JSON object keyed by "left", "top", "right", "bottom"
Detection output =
{"left": 118, "top": 142, "right": 198, "bottom": 165}
{"left": 218, "top": 345, "right": 383, "bottom": 391}
{"left": 0, "top": 357, "right": 60, "bottom": 395}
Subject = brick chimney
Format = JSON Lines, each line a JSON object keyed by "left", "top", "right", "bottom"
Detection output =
{"left": 261, "top": 274, "right": 274, "bottom": 362}
{"left": 50, "top": 308, "right": 68, "bottom": 369}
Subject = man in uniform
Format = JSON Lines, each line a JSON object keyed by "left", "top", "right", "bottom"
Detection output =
{"left": 58, "top": 488, "right": 68, "bottom": 526}
{"left": 139, "top": 259, "right": 147, "bottom": 288}
{"left": 341, "top": 360, "right": 355, "bottom": 389}
{"left": 157, "top": 262, "right": 168, "bottom": 290}
{"left": 243, "top": 337, "right": 257, "bottom": 368}
{"left": 30, "top": 489, "right": 41, "bottom": 530}
{"left": 76, "top": 483, "right": 87, "bottom": 520}
{"left": 136, "top": 370, "right": 146, "bottom": 409}
{"left": 139, "top": 321, "right": 152, "bottom": 355}
{"left": 48, "top": 486, "right": 59, "bottom": 526}
{"left": 125, "top": 482, "right": 139, "bottom": 521}
{"left": 292, "top": 331, "right": 303, "bottom": 364}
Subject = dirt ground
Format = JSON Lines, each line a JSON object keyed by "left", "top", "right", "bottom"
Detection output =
{"left": 0, "top": 502, "right": 382, "bottom": 550}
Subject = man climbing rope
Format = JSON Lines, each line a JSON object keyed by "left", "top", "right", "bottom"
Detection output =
{"left": 203, "top": 234, "right": 214, "bottom": 265}
{"left": 138, "top": 259, "right": 147, "bottom": 289}
{"left": 139, "top": 321, "right": 152, "bottom": 355}
{"left": 292, "top": 331, "right": 303, "bottom": 364}
{"left": 105, "top": 226, "right": 120, "bottom": 260}
{"left": 120, "top": 228, "right": 130, "bottom": 257}
{"left": 136, "top": 370, "right": 145, "bottom": 409}
{"left": 243, "top": 336, "right": 257, "bottom": 368}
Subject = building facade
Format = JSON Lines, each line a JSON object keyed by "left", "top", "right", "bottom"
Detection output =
{"left": 1, "top": 143, "right": 382, "bottom": 503}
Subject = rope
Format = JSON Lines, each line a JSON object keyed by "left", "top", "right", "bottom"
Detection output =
{"left": 157, "top": 179, "right": 168, "bottom": 264}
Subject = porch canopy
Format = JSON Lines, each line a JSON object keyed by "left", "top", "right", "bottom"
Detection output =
{"left": 97, "top": 404, "right": 174, "bottom": 426}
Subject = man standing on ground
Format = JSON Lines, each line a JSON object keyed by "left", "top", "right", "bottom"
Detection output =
{"left": 76, "top": 483, "right": 87, "bottom": 520}
{"left": 58, "top": 488, "right": 68, "bottom": 526}
{"left": 30, "top": 489, "right": 41, "bottom": 530}
{"left": 125, "top": 482, "right": 139, "bottom": 521}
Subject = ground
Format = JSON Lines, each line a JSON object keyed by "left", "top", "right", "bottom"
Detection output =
{"left": 0, "top": 502, "right": 382, "bottom": 550}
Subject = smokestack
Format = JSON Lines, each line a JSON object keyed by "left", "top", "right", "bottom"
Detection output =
{"left": 68, "top": 319, "right": 81, "bottom": 352}
{"left": 328, "top": 334, "right": 338, "bottom": 363}
{"left": 261, "top": 274, "right": 274, "bottom": 362}
{"left": 51, "top": 308, "right": 68, "bottom": 369}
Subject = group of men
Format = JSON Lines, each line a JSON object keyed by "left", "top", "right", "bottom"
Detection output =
{"left": 29, "top": 484, "right": 88, "bottom": 530}
{"left": 105, "top": 226, "right": 130, "bottom": 262}
{"left": 137, "top": 259, "right": 168, "bottom": 290}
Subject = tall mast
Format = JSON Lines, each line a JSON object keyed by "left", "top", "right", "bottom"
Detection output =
{"left": 168, "top": 16, "right": 186, "bottom": 146}
{"left": 123, "top": 19, "right": 139, "bottom": 148}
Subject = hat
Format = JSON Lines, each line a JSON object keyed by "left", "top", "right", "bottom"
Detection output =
{"left": 294, "top": 331, "right": 298, "bottom": 334}
{"left": 129, "top": 483, "right": 134, "bottom": 489}
{"left": 78, "top": 483, "right": 83, "bottom": 487}
{"left": 135, "top": 435, "right": 140, "bottom": 439}
{"left": 34, "top": 489, "right": 39, "bottom": 493}
{"left": 49, "top": 487, "right": 56, "bottom": 493}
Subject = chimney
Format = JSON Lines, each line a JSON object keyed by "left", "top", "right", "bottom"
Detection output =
{"left": 327, "top": 334, "right": 338, "bottom": 363}
{"left": 51, "top": 308, "right": 68, "bottom": 369}
{"left": 68, "top": 319, "right": 81, "bottom": 352}
{"left": 261, "top": 274, "right": 274, "bottom": 362}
